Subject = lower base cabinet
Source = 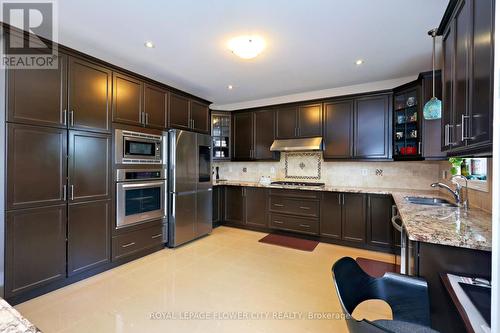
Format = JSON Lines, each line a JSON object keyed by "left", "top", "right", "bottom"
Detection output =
{"left": 5, "top": 205, "right": 67, "bottom": 298}
{"left": 367, "top": 194, "right": 394, "bottom": 248}
{"left": 68, "top": 199, "right": 111, "bottom": 276}
{"left": 224, "top": 186, "right": 245, "bottom": 225}
{"left": 342, "top": 193, "right": 366, "bottom": 243}
{"left": 320, "top": 192, "right": 342, "bottom": 239}
{"left": 245, "top": 187, "right": 268, "bottom": 227}
{"left": 112, "top": 223, "right": 163, "bottom": 261}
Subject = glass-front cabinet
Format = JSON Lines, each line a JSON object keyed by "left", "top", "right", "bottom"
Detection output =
{"left": 211, "top": 111, "right": 231, "bottom": 160}
{"left": 393, "top": 84, "right": 422, "bottom": 160}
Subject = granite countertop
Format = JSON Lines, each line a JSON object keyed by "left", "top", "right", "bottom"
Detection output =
{"left": 0, "top": 299, "right": 40, "bottom": 332}
{"left": 213, "top": 180, "right": 492, "bottom": 251}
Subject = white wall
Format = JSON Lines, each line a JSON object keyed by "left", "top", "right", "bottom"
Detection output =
{"left": 491, "top": 1, "right": 500, "bottom": 330}
{"left": 211, "top": 75, "right": 417, "bottom": 111}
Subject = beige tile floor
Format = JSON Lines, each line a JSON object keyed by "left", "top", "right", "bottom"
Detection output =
{"left": 15, "top": 226, "right": 395, "bottom": 333}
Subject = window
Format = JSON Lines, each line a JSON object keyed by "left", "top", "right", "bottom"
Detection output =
{"left": 450, "top": 158, "right": 489, "bottom": 192}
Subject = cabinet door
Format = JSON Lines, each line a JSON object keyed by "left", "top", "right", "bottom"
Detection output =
{"left": 232, "top": 112, "right": 253, "bottom": 160}
{"left": 212, "top": 187, "right": 221, "bottom": 224}
{"left": 367, "top": 195, "right": 393, "bottom": 248}
{"left": 7, "top": 53, "right": 67, "bottom": 127}
{"left": 68, "top": 57, "right": 111, "bottom": 132}
{"left": 112, "top": 72, "right": 143, "bottom": 126}
{"left": 276, "top": 106, "right": 297, "bottom": 139}
{"left": 191, "top": 101, "right": 210, "bottom": 133}
{"left": 68, "top": 131, "right": 111, "bottom": 202}
{"left": 324, "top": 100, "right": 353, "bottom": 159}
{"left": 320, "top": 192, "right": 342, "bottom": 239}
{"left": 224, "top": 186, "right": 245, "bottom": 225}
{"left": 68, "top": 199, "right": 110, "bottom": 276}
{"left": 5, "top": 205, "right": 66, "bottom": 298}
{"left": 254, "top": 109, "right": 277, "bottom": 160}
{"left": 354, "top": 95, "right": 390, "bottom": 159}
{"left": 144, "top": 83, "right": 167, "bottom": 130}
{"left": 451, "top": 0, "right": 470, "bottom": 149}
{"left": 442, "top": 24, "right": 455, "bottom": 152}
{"left": 169, "top": 93, "right": 191, "bottom": 130}
{"left": 421, "top": 72, "right": 446, "bottom": 159}
{"left": 245, "top": 187, "right": 268, "bottom": 227}
{"left": 7, "top": 124, "right": 67, "bottom": 210}
{"left": 342, "top": 193, "right": 366, "bottom": 243}
{"left": 297, "top": 103, "right": 322, "bottom": 137}
{"left": 468, "top": 0, "right": 494, "bottom": 148}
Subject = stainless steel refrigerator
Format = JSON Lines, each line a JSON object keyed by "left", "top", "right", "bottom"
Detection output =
{"left": 167, "top": 129, "right": 212, "bottom": 247}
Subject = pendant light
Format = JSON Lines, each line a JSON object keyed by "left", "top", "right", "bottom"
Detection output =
{"left": 423, "top": 28, "right": 442, "bottom": 120}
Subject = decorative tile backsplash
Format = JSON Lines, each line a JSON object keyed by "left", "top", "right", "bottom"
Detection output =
{"left": 213, "top": 154, "right": 442, "bottom": 190}
{"left": 285, "top": 152, "right": 321, "bottom": 179}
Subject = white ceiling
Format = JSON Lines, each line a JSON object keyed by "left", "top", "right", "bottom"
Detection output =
{"left": 56, "top": 0, "right": 449, "bottom": 108}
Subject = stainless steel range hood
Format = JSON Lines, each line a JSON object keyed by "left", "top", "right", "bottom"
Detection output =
{"left": 270, "top": 137, "right": 324, "bottom": 152}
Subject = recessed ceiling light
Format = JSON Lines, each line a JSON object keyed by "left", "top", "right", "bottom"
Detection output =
{"left": 355, "top": 59, "right": 364, "bottom": 65}
{"left": 144, "top": 41, "right": 155, "bottom": 48}
{"left": 227, "top": 35, "right": 266, "bottom": 59}
{"left": 227, "top": 85, "right": 233, "bottom": 90}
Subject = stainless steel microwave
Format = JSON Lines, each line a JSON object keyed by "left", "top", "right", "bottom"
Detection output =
{"left": 115, "top": 129, "right": 164, "bottom": 164}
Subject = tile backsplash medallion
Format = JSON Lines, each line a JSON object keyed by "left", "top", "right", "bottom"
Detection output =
{"left": 213, "top": 152, "right": 441, "bottom": 190}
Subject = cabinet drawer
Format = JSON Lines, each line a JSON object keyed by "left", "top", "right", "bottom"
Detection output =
{"left": 112, "top": 224, "right": 163, "bottom": 260}
{"left": 269, "top": 196, "right": 319, "bottom": 217}
{"left": 269, "top": 213, "right": 319, "bottom": 235}
{"left": 269, "top": 189, "right": 320, "bottom": 199}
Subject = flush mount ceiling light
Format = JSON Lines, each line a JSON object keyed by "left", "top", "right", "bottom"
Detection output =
{"left": 227, "top": 35, "right": 265, "bottom": 59}
{"left": 144, "top": 41, "right": 155, "bottom": 48}
{"left": 227, "top": 85, "right": 233, "bottom": 90}
{"left": 355, "top": 59, "right": 364, "bottom": 65}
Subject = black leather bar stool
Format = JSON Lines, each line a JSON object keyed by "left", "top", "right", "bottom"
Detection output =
{"left": 332, "top": 257, "right": 439, "bottom": 333}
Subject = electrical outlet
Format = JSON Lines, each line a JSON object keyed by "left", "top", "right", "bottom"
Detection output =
{"left": 270, "top": 167, "right": 276, "bottom": 174}
{"left": 361, "top": 169, "right": 368, "bottom": 176}
{"left": 442, "top": 170, "right": 448, "bottom": 179}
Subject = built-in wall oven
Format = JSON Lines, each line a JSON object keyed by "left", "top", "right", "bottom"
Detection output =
{"left": 116, "top": 169, "right": 166, "bottom": 229}
{"left": 115, "top": 129, "right": 164, "bottom": 164}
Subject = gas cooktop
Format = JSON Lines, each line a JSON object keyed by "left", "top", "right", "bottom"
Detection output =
{"left": 270, "top": 181, "right": 325, "bottom": 187}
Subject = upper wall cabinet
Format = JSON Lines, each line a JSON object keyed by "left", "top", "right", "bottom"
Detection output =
{"left": 7, "top": 54, "right": 112, "bottom": 133}
{"left": 439, "top": 0, "right": 494, "bottom": 156}
{"left": 7, "top": 53, "right": 67, "bottom": 128}
{"left": 112, "top": 72, "right": 143, "bottom": 126}
{"left": 169, "top": 93, "right": 210, "bottom": 134}
{"left": 276, "top": 104, "right": 322, "bottom": 139}
{"left": 144, "top": 83, "right": 168, "bottom": 130}
{"left": 323, "top": 93, "right": 391, "bottom": 160}
{"left": 68, "top": 57, "right": 112, "bottom": 133}
{"left": 232, "top": 112, "right": 254, "bottom": 161}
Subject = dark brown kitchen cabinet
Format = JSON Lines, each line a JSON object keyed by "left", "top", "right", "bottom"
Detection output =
{"left": 5, "top": 205, "right": 67, "bottom": 298}
{"left": 7, "top": 53, "right": 67, "bottom": 128}
{"left": 276, "top": 104, "right": 322, "bottom": 139}
{"left": 342, "top": 193, "right": 366, "bottom": 243}
{"left": 254, "top": 109, "right": 278, "bottom": 160}
{"left": 169, "top": 93, "right": 190, "bottom": 129}
{"left": 276, "top": 106, "right": 297, "bottom": 139}
{"left": 232, "top": 112, "right": 253, "bottom": 160}
{"left": 354, "top": 95, "right": 391, "bottom": 159}
{"left": 6, "top": 124, "right": 67, "bottom": 210}
{"left": 320, "top": 192, "right": 342, "bottom": 239}
{"left": 245, "top": 187, "right": 268, "bottom": 227}
{"left": 439, "top": 0, "right": 494, "bottom": 156}
{"left": 212, "top": 186, "right": 222, "bottom": 225}
{"left": 112, "top": 72, "right": 143, "bottom": 126}
{"left": 68, "top": 199, "right": 110, "bottom": 276}
{"left": 68, "top": 131, "right": 111, "bottom": 203}
{"left": 190, "top": 100, "right": 210, "bottom": 133}
{"left": 420, "top": 71, "right": 446, "bottom": 159}
{"left": 224, "top": 186, "right": 245, "bottom": 225}
{"left": 323, "top": 100, "right": 353, "bottom": 159}
{"left": 68, "top": 57, "right": 112, "bottom": 132}
{"left": 367, "top": 195, "right": 394, "bottom": 248}
{"left": 144, "top": 83, "right": 167, "bottom": 130}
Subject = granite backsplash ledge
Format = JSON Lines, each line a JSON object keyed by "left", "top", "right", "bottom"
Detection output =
{"left": 213, "top": 153, "right": 442, "bottom": 191}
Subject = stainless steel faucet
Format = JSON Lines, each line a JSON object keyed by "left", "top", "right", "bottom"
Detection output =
{"left": 430, "top": 175, "right": 469, "bottom": 209}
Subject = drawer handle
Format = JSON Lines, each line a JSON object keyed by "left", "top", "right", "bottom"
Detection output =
{"left": 299, "top": 224, "right": 310, "bottom": 228}
{"left": 273, "top": 220, "right": 284, "bottom": 224}
{"left": 121, "top": 242, "right": 136, "bottom": 248}
{"left": 273, "top": 204, "right": 284, "bottom": 207}
{"left": 151, "top": 233, "right": 162, "bottom": 239}
{"left": 299, "top": 206, "right": 311, "bottom": 210}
